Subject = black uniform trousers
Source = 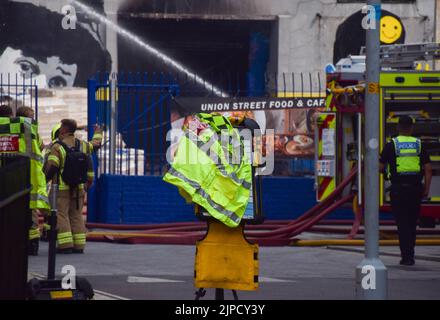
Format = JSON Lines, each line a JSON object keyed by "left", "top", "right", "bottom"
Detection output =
{"left": 390, "top": 183, "right": 423, "bottom": 261}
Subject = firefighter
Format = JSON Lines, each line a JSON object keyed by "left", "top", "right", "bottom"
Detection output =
{"left": 15, "top": 106, "right": 47, "bottom": 255}
{"left": 44, "top": 119, "right": 102, "bottom": 254}
{"left": 0, "top": 106, "right": 50, "bottom": 255}
{"left": 380, "top": 115, "right": 432, "bottom": 266}
{"left": 41, "top": 122, "right": 102, "bottom": 242}
{"left": 40, "top": 123, "right": 63, "bottom": 241}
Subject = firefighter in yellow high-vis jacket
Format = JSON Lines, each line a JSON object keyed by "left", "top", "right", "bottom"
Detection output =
{"left": 16, "top": 106, "right": 46, "bottom": 255}
{"left": 44, "top": 119, "right": 102, "bottom": 254}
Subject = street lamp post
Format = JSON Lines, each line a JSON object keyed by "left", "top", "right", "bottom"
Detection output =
{"left": 355, "top": 0, "right": 388, "bottom": 300}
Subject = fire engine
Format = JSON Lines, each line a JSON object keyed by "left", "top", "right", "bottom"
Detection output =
{"left": 316, "top": 43, "right": 440, "bottom": 226}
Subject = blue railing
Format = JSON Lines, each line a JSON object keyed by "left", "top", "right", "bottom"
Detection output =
{"left": 0, "top": 73, "right": 38, "bottom": 120}
{"left": 88, "top": 72, "right": 179, "bottom": 177}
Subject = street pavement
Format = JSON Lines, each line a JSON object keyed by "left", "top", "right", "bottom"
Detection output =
{"left": 28, "top": 241, "right": 440, "bottom": 300}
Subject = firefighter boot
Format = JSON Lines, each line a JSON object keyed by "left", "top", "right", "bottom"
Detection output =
{"left": 28, "top": 239, "right": 39, "bottom": 256}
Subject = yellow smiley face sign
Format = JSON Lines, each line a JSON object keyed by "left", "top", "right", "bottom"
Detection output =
{"left": 380, "top": 16, "right": 403, "bottom": 44}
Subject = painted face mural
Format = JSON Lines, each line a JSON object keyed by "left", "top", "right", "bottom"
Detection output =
{"left": 333, "top": 10, "right": 405, "bottom": 64}
{"left": 0, "top": 47, "right": 78, "bottom": 88}
{"left": 0, "top": 0, "right": 111, "bottom": 88}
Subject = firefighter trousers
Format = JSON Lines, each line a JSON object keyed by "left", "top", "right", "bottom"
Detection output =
{"left": 29, "top": 209, "right": 41, "bottom": 241}
{"left": 56, "top": 189, "right": 86, "bottom": 250}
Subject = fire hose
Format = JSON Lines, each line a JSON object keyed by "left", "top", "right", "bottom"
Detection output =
{"left": 86, "top": 166, "right": 440, "bottom": 246}
{"left": 87, "top": 167, "right": 360, "bottom": 246}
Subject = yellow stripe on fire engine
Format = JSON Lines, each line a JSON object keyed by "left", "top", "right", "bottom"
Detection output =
{"left": 317, "top": 113, "right": 336, "bottom": 201}
{"left": 326, "top": 80, "right": 337, "bottom": 112}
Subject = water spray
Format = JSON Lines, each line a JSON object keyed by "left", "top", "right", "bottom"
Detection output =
{"left": 72, "top": 0, "right": 227, "bottom": 97}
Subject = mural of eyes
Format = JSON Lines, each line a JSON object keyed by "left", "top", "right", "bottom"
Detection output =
{"left": 37, "top": 57, "right": 78, "bottom": 88}
{"left": 48, "top": 76, "right": 67, "bottom": 88}
{"left": 380, "top": 15, "right": 403, "bottom": 44}
{"left": 14, "top": 58, "right": 40, "bottom": 78}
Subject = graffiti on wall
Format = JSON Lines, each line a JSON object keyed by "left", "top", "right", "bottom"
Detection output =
{"left": 333, "top": 9, "right": 405, "bottom": 64}
{"left": 0, "top": 0, "right": 111, "bottom": 88}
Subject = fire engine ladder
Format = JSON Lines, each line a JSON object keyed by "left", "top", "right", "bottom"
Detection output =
{"left": 360, "top": 42, "right": 440, "bottom": 70}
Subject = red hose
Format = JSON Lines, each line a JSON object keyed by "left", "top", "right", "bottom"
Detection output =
{"left": 245, "top": 194, "right": 355, "bottom": 241}
{"left": 244, "top": 167, "right": 357, "bottom": 238}
{"left": 278, "top": 194, "right": 355, "bottom": 239}
{"left": 86, "top": 167, "right": 363, "bottom": 246}
{"left": 282, "top": 167, "right": 358, "bottom": 227}
{"left": 85, "top": 219, "right": 396, "bottom": 232}
{"left": 86, "top": 221, "right": 203, "bottom": 230}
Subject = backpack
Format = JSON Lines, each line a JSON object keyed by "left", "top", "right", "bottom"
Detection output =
{"left": 55, "top": 139, "right": 89, "bottom": 188}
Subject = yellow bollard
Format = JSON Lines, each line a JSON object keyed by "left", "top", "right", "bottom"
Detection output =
{"left": 194, "top": 220, "right": 259, "bottom": 292}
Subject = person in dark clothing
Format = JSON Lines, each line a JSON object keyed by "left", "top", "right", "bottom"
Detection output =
{"left": 0, "top": 104, "right": 12, "bottom": 117}
{"left": 379, "top": 115, "right": 432, "bottom": 266}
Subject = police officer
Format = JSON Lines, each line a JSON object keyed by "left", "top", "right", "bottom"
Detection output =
{"left": 44, "top": 119, "right": 102, "bottom": 254}
{"left": 379, "top": 115, "right": 432, "bottom": 266}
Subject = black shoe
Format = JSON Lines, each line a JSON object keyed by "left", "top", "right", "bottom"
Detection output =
{"left": 28, "top": 239, "right": 39, "bottom": 256}
{"left": 72, "top": 249, "right": 84, "bottom": 254}
{"left": 400, "top": 259, "right": 415, "bottom": 266}
{"left": 40, "top": 231, "right": 49, "bottom": 242}
{"left": 57, "top": 248, "right": 73, "bottom": 254}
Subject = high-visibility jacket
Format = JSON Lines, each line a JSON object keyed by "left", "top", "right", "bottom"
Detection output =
{"left": 392, "top": 136, "right": 422, "bottom": 175}
{"left": 0, "top": 117, "right": 50, "bottom": 210}
{"left": 163, "top": 113, "right": 252, "bottom": 228}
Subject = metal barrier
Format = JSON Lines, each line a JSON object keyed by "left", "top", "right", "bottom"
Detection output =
{"left": 0, "top": 74, "right": 38, "bottom": 120}
{"left": 0, "top": 155, "right": 31, "bottom": 300}
{"left": 88, "top": 72, "right": 179, "bottom": 177}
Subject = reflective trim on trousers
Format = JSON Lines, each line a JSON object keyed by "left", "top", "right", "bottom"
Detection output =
{"left": 167, "top": 168, "right": 241, "bottom": 224}
{"left": 73, "top": 233, "right": 86, "bottom": 245}
{"left": 29, "top": 228, "right": 40, "bottom": 240}
{"left": 57, "top": 232, "right": 73, "bottom": 245}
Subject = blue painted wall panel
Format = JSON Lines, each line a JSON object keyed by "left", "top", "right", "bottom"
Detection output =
{"left": 92, "top": 174, "right": 359, "bottom": 224}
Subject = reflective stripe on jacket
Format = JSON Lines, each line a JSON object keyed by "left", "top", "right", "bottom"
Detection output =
{"left": 163, "top": 113, "right": 252, "bottom": 228}
{"left": 0, "top": 117, "right": 49, "bottom": 209}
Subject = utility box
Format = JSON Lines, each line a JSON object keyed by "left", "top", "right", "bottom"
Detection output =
{"left": 0, "top": 155, "right": 31, "bottom": 300}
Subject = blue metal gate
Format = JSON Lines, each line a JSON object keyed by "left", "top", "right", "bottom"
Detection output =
{"left": 87, "top": 73, "right": 179, "bottom": 222}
